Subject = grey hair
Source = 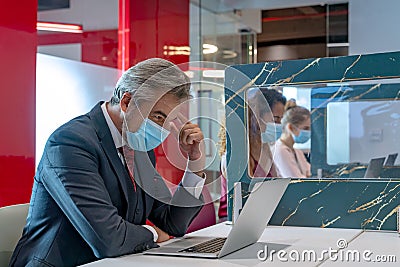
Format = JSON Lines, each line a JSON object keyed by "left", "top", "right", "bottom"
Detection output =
{"left": 281, "top": 105, "right": 310, "bottom": 132}
{"left": 110, "top": 58, "right": 191, "bottom": 105}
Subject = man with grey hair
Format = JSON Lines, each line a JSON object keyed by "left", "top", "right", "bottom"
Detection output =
{"left": 10, "top": 58, "right": 206, "bottom": 267}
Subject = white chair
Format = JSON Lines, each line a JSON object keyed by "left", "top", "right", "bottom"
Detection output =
{"left": 0, "top": 203, "right": 29, "bottom": 267}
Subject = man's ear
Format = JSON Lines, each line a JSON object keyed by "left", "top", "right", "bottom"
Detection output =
{"left": 120, "top": 92, "right": 131, "bottom": 112}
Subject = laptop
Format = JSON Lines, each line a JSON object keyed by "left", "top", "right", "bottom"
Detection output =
{"left": 364, "top": 157, "right": 386, "bottom": 178}
{"left": 384, "top": 153, "right": 398, "bottom": 166}
{"left": 144, "top": 178, "right": 290, "bottom": 258}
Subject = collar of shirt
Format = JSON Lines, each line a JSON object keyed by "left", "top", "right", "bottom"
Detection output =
{"left": 101, "top": 102, "right": 122, "bottom": 149}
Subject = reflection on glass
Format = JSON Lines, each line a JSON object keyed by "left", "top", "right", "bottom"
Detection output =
{"left": 310, "top": 80, "right": 400, "bottom": 179}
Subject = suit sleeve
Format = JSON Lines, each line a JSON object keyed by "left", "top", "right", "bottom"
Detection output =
{"left": 144, "top": 151, "right": 204, "bottom": 237}
{"left": 40, "top": 129, "right": 156, "bottom": 258}
{"left": 148, "top": 183, "right": 204, "bottom": 237}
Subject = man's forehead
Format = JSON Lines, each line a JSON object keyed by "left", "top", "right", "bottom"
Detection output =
{"left": 150, "top": 95, "right": 184, "bottom": 118}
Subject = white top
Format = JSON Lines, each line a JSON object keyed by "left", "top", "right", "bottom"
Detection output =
{"left": 101, "top": 102, "right": 205, "bottom": 241}
{"left": 272, "top": 139, "right": 311, "bottom": 178}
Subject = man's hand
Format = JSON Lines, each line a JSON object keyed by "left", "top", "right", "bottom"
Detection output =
{"left": 170, "top": 113, "right": 205, "bottom": 174}
{"left": 170, "top": 113, "right": 204, "bottom": 161}
{"left": 152, "top": 225, "right": 170, "bottom": 243}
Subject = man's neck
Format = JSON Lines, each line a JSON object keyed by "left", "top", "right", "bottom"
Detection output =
{"left": 105, "top": 102, "right": 123, "bottom": 134}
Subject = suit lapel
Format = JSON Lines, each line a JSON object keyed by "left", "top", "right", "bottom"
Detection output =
{"left": 88, "top": 102, "right": 136, "bottom": 218}
{"left": 87, "top": 103, "right": 172, "bottom": 221}
{"left": 134, "top": 151, "right": 172, "bottom": 204}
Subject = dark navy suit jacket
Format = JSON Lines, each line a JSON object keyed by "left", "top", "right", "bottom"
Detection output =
{"left": 10, "top": 102, "right": 203, "bottom": 267}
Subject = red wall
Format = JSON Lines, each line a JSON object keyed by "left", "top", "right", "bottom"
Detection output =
{"left": 0, "top": 2, "right": 37, "bottom": 207}
{"left": 128, "top": 0, "right": 190, "bottom": 65}
{"left": 38, "top": 30, "right": 119, "bottom": 68}
{"left": 120, "top": 0, "right": 190, "bottom": 185}
{"left": 0, "top": 0, "right": 189, "bottom": 207}
{"left": 82, "top": 30, "right": 119, "bottom": 68}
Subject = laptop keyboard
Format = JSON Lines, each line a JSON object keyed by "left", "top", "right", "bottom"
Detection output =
{"left": 180, "top": 237, "right": 227, "bottom": 254}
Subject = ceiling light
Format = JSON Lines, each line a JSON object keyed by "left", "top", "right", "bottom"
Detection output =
{"left": 203, "top": 70, "right": 224, "bottom": 78}
{"left": 222, "top": 50, "right": 237, "bottom": 59}
{"left": 37, "top": 22, "right": 83, "bottom": 33}
{"left": 163, "top": 45, "right": 191, "bottom": 55}
{"left": 203, "top": 44, "right": 218, "bottom": 54}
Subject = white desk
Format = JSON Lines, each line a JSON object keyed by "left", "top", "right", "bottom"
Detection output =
{"left": 82, "top": 223, "right": 371, "bottom": 267}
{"left": 320, "top": 231, "right": 399, "bottom": 266}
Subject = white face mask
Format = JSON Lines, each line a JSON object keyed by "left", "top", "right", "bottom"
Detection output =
{"left": 123, "top": 112, "right": 170, "bottom": 152}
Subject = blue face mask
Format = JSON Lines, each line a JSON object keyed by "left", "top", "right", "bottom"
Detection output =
{"left": 261, "top": 123, "right": 282, "bottom": 143}
{"left": 124, "top": 115, "right": 170, "bottom": 152}
{"left": 293, "top": 129, "right": 311, "bottom": 144}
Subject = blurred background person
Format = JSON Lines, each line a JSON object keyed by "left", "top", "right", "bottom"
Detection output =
{"left": 272, "top": 101, "right": 311, "bottom": 178}
{"left": 263, "top": 88, "right": 287, "bottom": 124}
{"left": 247, "top": 88, "right": 286, "bottom": 177}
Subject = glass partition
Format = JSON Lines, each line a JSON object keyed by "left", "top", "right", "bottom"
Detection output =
{"left": 310, "top": 79, "right": 400, "bottom": 179}
{"left": 245, "top": 80, "right": 400, "bottom": 179}
{"left": 225, "top": 51, "right": 400, "bottom": 230}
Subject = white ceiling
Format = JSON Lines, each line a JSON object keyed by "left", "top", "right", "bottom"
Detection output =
{"left": 191, "top": 0, "right": 347, "bottom": 13}
{"left": 38, "top": 0, "right": 118, "bottom": 31}
{"left": 38, "top": 0, "right": 347, "bottom": 32}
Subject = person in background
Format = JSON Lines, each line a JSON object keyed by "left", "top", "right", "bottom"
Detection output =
{"left": 247, "top": 88, "right": 286, "bottom": 177}
{"left": 263, "top": 88, "right": 287, "bottom": 124}
{"left": 285, "top": 98, "right": 296, "bottom": 111}
{"left": 10, "top": 58, "right": 205, "bottom": 267}
{"left": 272, "top": 101, "right": 311, "bottom": 178}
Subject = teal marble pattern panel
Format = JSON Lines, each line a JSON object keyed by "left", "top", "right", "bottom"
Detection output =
{"left": 224, "top": 51, "right": 400, "bottom": 231}
{"left": 270, "top": 179, "right": 400, "bottom": 230}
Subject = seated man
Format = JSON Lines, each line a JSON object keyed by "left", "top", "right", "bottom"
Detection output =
{"left": 10, "top": 58, "right": 206, "bottom": 267}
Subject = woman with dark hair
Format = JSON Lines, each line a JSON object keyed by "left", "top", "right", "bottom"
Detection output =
{"left": 247, "top": 88, "right": 286, "bottom": 177}
{"left": 217, "top": 88, "right": 286, "bottom": 221}
{"left": 272, "top": 101, "right": 311, "bottom": 178}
